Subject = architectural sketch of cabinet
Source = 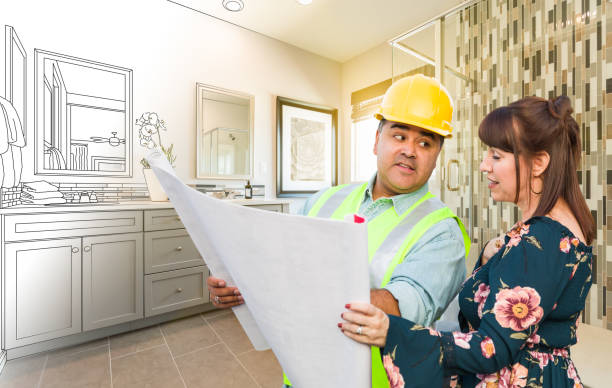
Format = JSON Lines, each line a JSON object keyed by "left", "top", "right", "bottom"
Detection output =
{"left": 82, "top": 233, "right": 143, "bottom": 331}
{"left": 5, "top": 238, "right": 81, "bottom": 348}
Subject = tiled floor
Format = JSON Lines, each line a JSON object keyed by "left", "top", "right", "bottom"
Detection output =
{"left": 0, "top": 309, "right": 283, "bottom": 388}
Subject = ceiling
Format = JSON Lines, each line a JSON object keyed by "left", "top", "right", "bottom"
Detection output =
{"left": 168, "top": 0, "right": 463, "bottom": 63}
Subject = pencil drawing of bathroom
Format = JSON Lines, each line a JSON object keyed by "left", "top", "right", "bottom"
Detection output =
{"left": 35, "top": 50, "right": 132, "bottom": 177}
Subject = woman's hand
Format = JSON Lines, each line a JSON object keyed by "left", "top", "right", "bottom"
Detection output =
{"left": 339, "top": 302, "right": 389, "bottom": 348}
{"left": 481, "top": 235, "right": 505, "bottom": 265}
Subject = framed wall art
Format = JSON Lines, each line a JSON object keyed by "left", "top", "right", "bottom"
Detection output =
{"left": 276, "top": 97, "right": 337, "bottom": 197}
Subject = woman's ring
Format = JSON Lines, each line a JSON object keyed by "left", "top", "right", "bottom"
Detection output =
{"left": 356, "top": 326, "right": 363, "bottom": 335}
{"left": 214, "top": 296, "right": 220, "bottom": 304}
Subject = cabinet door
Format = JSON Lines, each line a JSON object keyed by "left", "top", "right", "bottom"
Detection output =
{"left": 5, "top": 238, "right": 82, "bottom": 348}
{"left": 82, "top": 233, "right": 144, "bottom": 331}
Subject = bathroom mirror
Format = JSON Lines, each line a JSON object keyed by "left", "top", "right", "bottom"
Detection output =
{"left": 34, "top": 50, "right": 132, "bottom": 176}
{"left": 196, "top": 83, "right": 253, "bottom": 179}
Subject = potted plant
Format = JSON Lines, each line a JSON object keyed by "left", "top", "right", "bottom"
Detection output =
{"left": 136, "top": 112, "right": 176, "bottom": 201}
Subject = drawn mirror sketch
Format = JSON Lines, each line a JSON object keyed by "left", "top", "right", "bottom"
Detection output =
{"left": 196, "top": 83, "right": 253, "bottom": 179}
{"left": 1, "top": 26, "right": 27, "bottom": 188}
{"left": 34, "top": 50, "right": 132, "bottom": 177}
{"left": 276, "top": 97, "right": 337, "bottom": 196}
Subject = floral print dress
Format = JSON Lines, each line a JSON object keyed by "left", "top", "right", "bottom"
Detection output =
{"left": 381, "top": 217, "right": 592, "bottom": 388}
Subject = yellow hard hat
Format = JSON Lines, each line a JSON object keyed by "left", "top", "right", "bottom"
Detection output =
{"left": 375, "top": 74, "right": 454, "bottom": 138}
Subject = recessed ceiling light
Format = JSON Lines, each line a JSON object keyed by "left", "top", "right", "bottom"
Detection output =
{"left": 222, "top": 0, "right": 244, "bottom": 12}
{"left": 296, "top": 0, "right": 312, "bottom": 5}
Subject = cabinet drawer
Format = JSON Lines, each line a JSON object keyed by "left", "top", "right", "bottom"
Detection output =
{"left": 144, "top": 229, "right": 203, "bottom": 274}
{"left": 4, "top": 211, "right": 143, "bottom": 241}
{"left": 144, "top": 209, "right": 184, "bottom": 231}
{"left": 144, "top": 266, "right": 209, "bottom": 317}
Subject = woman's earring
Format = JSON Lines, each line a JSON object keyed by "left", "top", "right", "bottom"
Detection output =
{"left": 531, "top": 176, "right": 543, "bottom": 195}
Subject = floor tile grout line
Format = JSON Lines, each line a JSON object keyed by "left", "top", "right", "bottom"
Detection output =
{"left": 172, "top": 340, "right": 224, "bottom": 360}
{"left": 108, "top": 337, "right": 114, "bottom": 388}
{"left": 110, "top": 343, "right": 167, "bottom": 361}
{"left": 35, "top": 354, "right": 48, "bottom": 388}
{"left": 159, "top": 324, "right": 188, "bottom": 388}
{"left": 206, "top": 318, "right": 262, "bottom": 388}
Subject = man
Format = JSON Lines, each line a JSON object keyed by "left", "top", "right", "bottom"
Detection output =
{"left": 207, "top": 74, "right": 470, "bottom": 388}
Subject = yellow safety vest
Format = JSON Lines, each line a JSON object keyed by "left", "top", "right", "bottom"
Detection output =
{"left": 284, "top": 182, "right": 470, "bottom": 387}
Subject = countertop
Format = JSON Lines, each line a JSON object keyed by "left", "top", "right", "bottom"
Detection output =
{"left": 0, "top": 199, "right": 290, "bottom": 215}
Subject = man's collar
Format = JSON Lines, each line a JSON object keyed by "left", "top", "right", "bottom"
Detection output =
{"left": 364, "top": 174, "right": 430, "bottom": 215}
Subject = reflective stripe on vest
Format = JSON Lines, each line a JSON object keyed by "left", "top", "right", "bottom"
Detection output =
{"left": 285, "top": 183, "right": 470, "bottom": 388}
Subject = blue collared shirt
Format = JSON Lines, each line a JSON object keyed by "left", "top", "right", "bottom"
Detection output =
{"left": 301, "top": 175, "right": 466, "bottom": 326}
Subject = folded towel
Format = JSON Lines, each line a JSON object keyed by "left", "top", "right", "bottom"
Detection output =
{"left": 21, "top": 190, "right": 64, "bottom": 200}
{"left": 22, "top": 181, "right": 59, "bottom": 193}
{"left": 21, "top": 197, "right": 67, "bottom": 205}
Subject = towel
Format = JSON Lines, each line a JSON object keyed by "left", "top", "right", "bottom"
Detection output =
{"left": 21, "top": 197, "right": 67, "bottom": 205}
{"left": 0, "top": 97, "right": 25, "bottom": 187}
{"left": 21, "top": 190, "right": 64, "bottom": 200}
{"left": 0, "top": 96, "right": 25, "bottom": 147}
{"left": 22, "top": 181, "right": 59, "bottom": 193}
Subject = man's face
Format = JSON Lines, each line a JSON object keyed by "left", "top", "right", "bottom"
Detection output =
{"left": 373, "top": 120, "right": 443, "bottom": 196}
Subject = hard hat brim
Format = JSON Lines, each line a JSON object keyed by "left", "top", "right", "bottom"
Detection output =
{"left": 375, "top": 112, "right": 453, "bottom": 138}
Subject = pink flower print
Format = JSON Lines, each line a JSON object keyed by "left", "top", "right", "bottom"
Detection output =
{"left": 560, "top": 237, "right": 571, "bottom": 253}
{"left": 452, "top": 331, "right": 473, "bottom": 349}
{"left": 382, "top": 354, "right": 405, "bottom": 388}
{"left": 552, "top": 303, "right": 557, "bottom": 310}
{"left": 571, "top": 238, "right": 580, "bottom": 247}
{"left": 480, "top": 337, "right": 496, "bottom": 359}
{"left": 449, "top": 375, "right": 459, "bottom": 388}
{"left": 474, "top": 283, "right": 491, "bottom": 318}
{"left": 506, "top": 223, "right": 530, "bottom": 248}
{"left": 552, "top": 348, "right": 569, "bottom": 358}
{"left": 526, "top": 332, "right": 540, "bottom": 349}
{"left": 567, "top": 360, "right": 578, "bottom": 380}
{"left": 493, "top": 286, "right": 544, "bottom": 331}
{"left": 475, "top": 372, "right": 502, "bottom": 388}
{"left": 509, "top": 363, "right": 528, "bottom": 387}
{"left": 529, "top": 351, "right": 553, "bottom": 370}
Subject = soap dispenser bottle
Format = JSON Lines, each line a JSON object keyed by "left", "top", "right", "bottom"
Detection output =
{"left": 245, "top": 180, "right": 253, "bottom": 199}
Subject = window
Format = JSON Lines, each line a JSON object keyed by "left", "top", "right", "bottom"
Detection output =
{"left": 351, "top": 117, "right": 378, "bottom": 181}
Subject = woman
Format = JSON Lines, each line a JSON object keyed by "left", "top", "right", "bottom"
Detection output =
{"left": 339, "top": 96, "right": 594, "bottom": 388}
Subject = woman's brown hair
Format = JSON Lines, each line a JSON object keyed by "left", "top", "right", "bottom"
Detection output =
{"left": 478, "top": 96, "right": 595, "bottom": 245}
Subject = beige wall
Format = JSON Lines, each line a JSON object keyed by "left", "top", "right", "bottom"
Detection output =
{"left": 338, "top": 43, "right": 392, "bottom": 184}
{"left": 1, "top": 0, "right": 341, "bottom": 197}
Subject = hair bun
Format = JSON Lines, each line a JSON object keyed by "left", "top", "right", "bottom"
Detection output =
{"left": 549, "top": 96, "right": 573, "bottom": 120}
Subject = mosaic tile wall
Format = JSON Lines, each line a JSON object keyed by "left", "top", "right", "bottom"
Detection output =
{"left": 450, "top": 0, "right": 610, "bottom": 329}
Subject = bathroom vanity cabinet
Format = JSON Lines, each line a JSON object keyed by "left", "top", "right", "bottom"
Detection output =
{"left": 0, "top": 200, "right": 289, "bottom": 358}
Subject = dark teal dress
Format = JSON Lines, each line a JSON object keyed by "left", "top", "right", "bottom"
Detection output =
{"left": 381, "top": 217, "right": 592, "bottom": 388}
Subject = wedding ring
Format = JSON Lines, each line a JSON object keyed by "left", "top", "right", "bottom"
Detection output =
{"left": 356, "top": 326, "right": 363, "bottom": 335}
{"left": 214, "top": 296, "right": 220, "bottom": 304}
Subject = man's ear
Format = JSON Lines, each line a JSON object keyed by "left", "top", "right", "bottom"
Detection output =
{"left": 532, "top": 151, "right": 550, "bottom": 177}
{"left": 373, "top": 129, "right": 381, "bottom": 156}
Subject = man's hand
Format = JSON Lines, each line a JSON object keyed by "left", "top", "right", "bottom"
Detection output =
{"left": 370, "top": 289, "right": 400, "bottom": 316}
{"left": 206, "top": 276, "right": 244, "bottom": 308}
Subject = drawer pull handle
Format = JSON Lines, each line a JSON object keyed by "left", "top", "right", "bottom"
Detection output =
{"left": 83, "top": 246, "right": 91, "bottom": 252}
{"left": 72, "top": 247, "right": 79, "bottom": 253}
{"left": 176, "top": 288, "right": 183, "bottom": 293}
{"left": 176, "top": 246, "right": 183, "bottom": 251}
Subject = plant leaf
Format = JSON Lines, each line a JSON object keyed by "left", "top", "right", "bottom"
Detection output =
{"left": 510, "top": 332, "right": 528, "bottom": 340}
{"left": 525, "top": 235, "right": 543, "bottom": 250}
